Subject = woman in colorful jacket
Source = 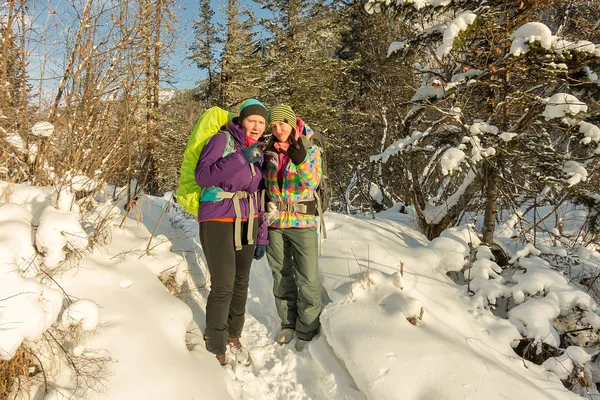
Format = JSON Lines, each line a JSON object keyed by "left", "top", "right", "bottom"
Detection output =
{"left": 263, "top": 105, "right": 323, "bottom": 352}
{"left": 195, "top": 99, "right": 269, "bottom": 366}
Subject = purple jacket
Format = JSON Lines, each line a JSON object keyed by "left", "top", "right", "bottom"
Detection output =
{"left": 195, "top": 119, "right": 268, "bottom": 245}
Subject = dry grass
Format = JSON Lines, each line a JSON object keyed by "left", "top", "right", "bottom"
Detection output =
{"left": 0, "top": 346, "right": 37, "bottom": 398}
{"left": 159, "top": 272, "right": 184, "bottom": 301}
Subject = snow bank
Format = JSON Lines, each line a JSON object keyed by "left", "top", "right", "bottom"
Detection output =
{"left": 0, "top": 201, "right": 63, "bottom": 360}
{"left": 319, "top": 214, "right": 578, "bottom": 399}
{"left": 468, "top": 245, "right": 507, "bottom": 305}
{"left": 509, "top": 293, "right": 562, "bottom": 347}
{"left": 472, "top": 250, "right": 596, "bottom": 350}
{"left": 61, "top": 299, "right": 100, "bottom": 331}
{"left": 1, "top": 184, "right": 233, "bottom": 399}
{"left": 63, "top": 170, "right": 101, "bottom": 192}
{"left": 542, "top": 346, "right": 591, "bottom": 380}
{"left": 36, "top": 205, "right": 89, "bottom": 269}
{"left": 429, "top": 225, "right": 480, "bottom": 272}
{"left": 0, "top": 181, "right": 56, "bottom": 225}
{"left": 4, "top": 180, "right": 594, "bottom": 399}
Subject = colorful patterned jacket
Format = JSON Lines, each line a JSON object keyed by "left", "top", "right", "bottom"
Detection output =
{"left": 263, "top": 118, "right": 322, "bottom": 228}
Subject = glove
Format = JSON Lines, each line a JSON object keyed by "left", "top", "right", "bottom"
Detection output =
{"left": 280, "top": 135, "right": 307, "bottom": 165}
{"left": 254, "top": 244, "right": 267, "bottom": 260}
{"left": 242, "top": 142, "right": 262, "bottom": 164}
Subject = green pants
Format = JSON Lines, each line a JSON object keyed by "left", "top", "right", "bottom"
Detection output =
{"left": 266, "top": 226, "right": 321, "bottom": 340}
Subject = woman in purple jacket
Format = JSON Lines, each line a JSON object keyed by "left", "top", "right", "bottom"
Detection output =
{"left": 195, "top": 99, "right": 269, "bottom": 366}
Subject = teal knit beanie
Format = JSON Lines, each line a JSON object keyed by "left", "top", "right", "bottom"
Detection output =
{"left": 239, "top": 98, "right": 267, "bottom": 122}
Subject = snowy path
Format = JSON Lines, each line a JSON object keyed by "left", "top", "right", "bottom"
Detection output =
{"left": 51, "top": 194, "right": 578, "bottom": 399}
{"left": 171, "top": 204, "right": 363, "bottom": 400}
{"left": 224, "top": 257, "right": 365, "bottom": 400}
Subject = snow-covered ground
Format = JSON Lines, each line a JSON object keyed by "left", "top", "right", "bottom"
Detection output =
{"left": 2, "top": 182, "right": 597, "bottom": 399}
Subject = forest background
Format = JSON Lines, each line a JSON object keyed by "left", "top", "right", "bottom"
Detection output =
{"left": 1, "top": 0, "right": 600, "bottom": 272}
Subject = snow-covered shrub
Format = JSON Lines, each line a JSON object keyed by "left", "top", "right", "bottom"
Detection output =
{"left": 366, "top": 0, "right": 600, "bottom": 241}
{"left": 0, "top": 183, "right": 106, "bottom": 398}
{"left": 0, "top": 346, "right": 36, "bottom": 398}
{"left": 462, "top": 238, "right": 600, "bottom": 393}
{"left": 543, "top": 346, "right": 596, "bottom": 396}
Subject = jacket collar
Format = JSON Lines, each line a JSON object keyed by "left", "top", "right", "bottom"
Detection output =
{"left": 226, "top": 118, "right": 247, "bottom": 145}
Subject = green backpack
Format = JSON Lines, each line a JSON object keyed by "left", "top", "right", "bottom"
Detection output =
{"left": 176, "top": 106, "right": 235, "bottom": 216}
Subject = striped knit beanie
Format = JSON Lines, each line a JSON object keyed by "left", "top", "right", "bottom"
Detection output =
{"left": 239, "top": 98, "right": 268, "bottom": 122}
{"left": 267, "top": 105, "right": 297, "bottom": 128}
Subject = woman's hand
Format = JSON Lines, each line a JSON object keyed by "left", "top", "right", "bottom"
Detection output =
{"left": 242, "top": 142, "right": 262, "bottom": 164}
{"left": 280, "top": 135, "right": 307, "bottom": 165}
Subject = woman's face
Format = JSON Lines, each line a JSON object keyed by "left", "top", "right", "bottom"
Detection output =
{"left": 270, "top": 121, "right": 293, "bottom": 143}
{"left": 242, "top": 115, "right": 266, "bottom": 140}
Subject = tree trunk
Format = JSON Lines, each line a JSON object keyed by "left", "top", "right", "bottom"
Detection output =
{"left": 49, "top": 0, "right": 94, "bottom": 121}
{"left": 0, "top": 1, "right": 14, "bottom": 91}
{"left": 140, "top": 0, "right": 162, "bottom": 195}
{"left": 482, "top": 163, "right": 499, "bottom": 245}
{"left": 152, "top": 0, "right": 162, "bottom": 111}
{"left": 424, "top": 170, "right": 481, "bottom": 240}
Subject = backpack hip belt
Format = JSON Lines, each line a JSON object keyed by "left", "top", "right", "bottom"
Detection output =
{"left": 272, "top": 196, "right": 327, "bottom": 239}
{"left": 274, "top": 200, "right": 316, "bottom": 215}
{"left": 201, "top": 188, "right": 263, "bottom": 250}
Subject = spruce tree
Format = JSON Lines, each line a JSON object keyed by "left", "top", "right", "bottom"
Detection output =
{"left": 219, "top": 0, "right": 261, "bottom": 108}
{"left": 254, "top": 0, "right": 313, "bottom": 104}
{"left": 329, "top": 0, "right": 413, "bottom": 213}
{"left": 189, "top": 0, "right": 220, "bottom": 104}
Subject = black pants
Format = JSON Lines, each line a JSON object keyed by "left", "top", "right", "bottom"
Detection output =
{"left": 200, "top": 220, "right": 257, "bottom": 355}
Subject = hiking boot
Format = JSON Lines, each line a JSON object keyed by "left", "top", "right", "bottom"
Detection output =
{"left": 228, "top": 337, "right": 251, "bottom": 366}
{"left": 228, "top": 337, "right": 243, "bottom": 351}
{"left": 277, "top": 328, "right": 294, "bottom": 345}
{"left": 295, "top": 338, "right": 310, "bottom": 352}
{"left": 216, "top": 353, "right": 227, "bottom": 366}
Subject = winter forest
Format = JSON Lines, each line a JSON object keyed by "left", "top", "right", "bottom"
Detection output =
{"left": 2, "top": 0, "right": 600, "bottom": 399}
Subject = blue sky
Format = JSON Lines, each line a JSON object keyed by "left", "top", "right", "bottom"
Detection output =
{"left": 170, "top": 0, "right": 269, "bottom": 90}
{"left": 18, "top": 0, "right": 268, "bottom": 96}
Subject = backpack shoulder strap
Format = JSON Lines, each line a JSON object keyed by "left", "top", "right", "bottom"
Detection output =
{"left": 221, "top": 131, "right": 236, "bottom": 157}
{"left": 298, "top": 135, "right": 313, "bottom": 149}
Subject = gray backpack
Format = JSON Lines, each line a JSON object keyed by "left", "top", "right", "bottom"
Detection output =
{"left": 308, "top": 128, "right": 330, "bottom": 214}
{"left": 299, "top": 127, "right": 329, "bottom": 239}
